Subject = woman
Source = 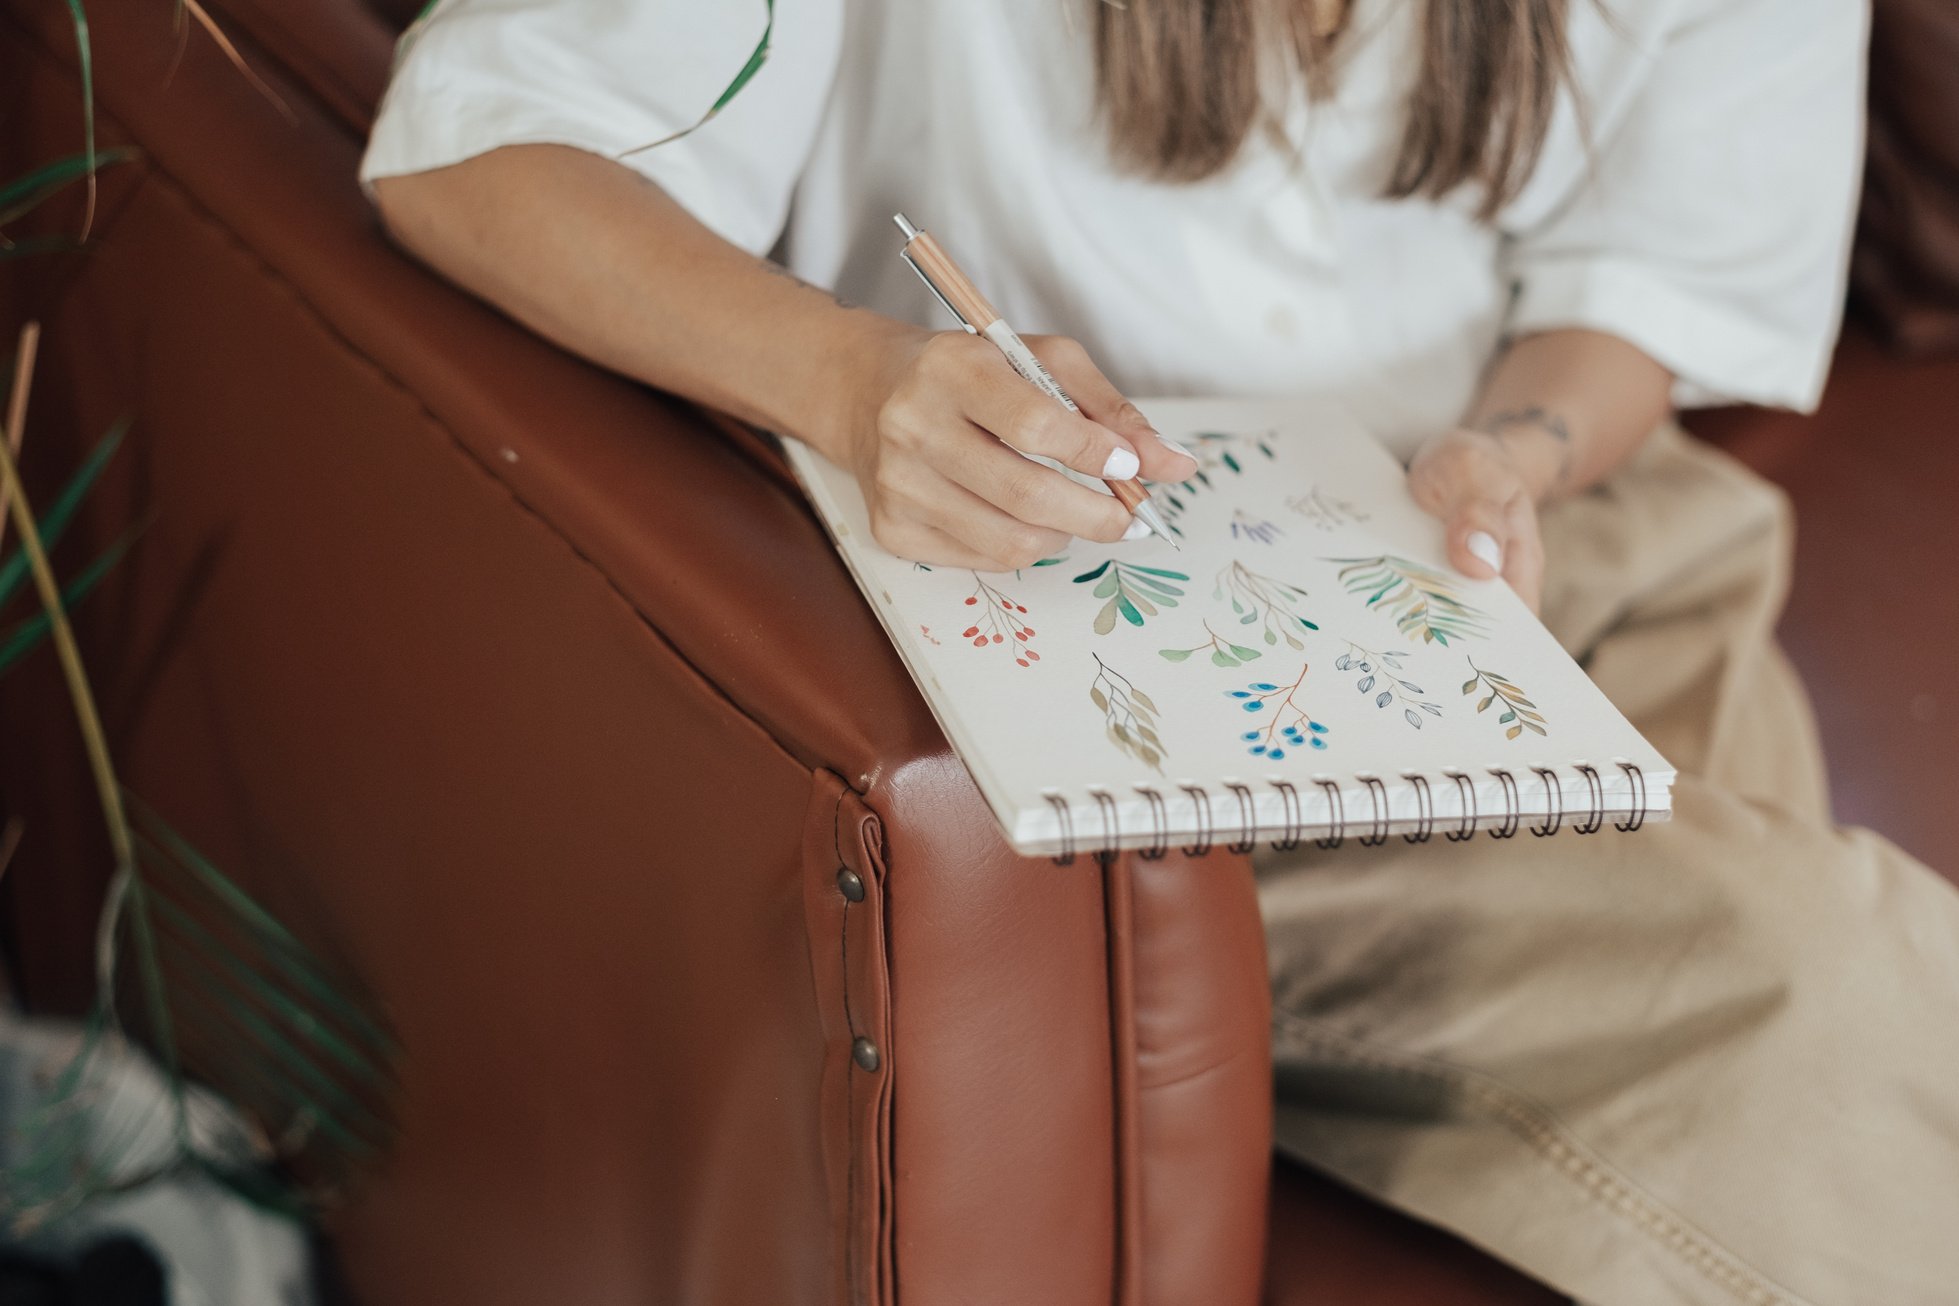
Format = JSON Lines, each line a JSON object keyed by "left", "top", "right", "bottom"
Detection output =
{"left": 362, "top": 1, "right": 1959, "bottom": 1301}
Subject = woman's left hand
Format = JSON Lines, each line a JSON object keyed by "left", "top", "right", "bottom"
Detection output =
{"left": 1406, "top": 428, "right": 1547, "bottom": 612}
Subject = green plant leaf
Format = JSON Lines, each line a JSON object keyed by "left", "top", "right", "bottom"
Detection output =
{"left": 1073, "top": 560, "right": 1111, "bottom": 584}
{"left": 0, "top": 418, "right": 129, "bottom": 606}
{"left": 1158, "top": 648, "right": 1191, "bottom": 662}
{"left": 0, "top": 148, "right": 133, "bottom": 227}
{"left": 0, "top": 523, "right": 141, "bottom": 674}
{"left": 1116, "top": 594, "right": 1143, "bottom": 626}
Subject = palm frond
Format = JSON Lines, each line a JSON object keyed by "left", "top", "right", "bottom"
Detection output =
{"left": 1, "top": 325, "right": 396, "bottom": 1232}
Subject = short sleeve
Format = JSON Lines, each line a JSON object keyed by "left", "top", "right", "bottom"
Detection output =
{"left": 359, "top": 0, "right": 843, "bottom": 256}
{"left": 1503, "top": 0, "right": 1869, "bottom": 411}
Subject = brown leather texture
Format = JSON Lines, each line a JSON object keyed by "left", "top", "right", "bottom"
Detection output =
{"left": 1852, "top": 0, "right": 1959, "bottom": 357}
{"left": 3, "top": 0, "right": 1955, "bottom": 1303}
{"left": 0, "top": 0, "right": 1273, "bottom": 1303}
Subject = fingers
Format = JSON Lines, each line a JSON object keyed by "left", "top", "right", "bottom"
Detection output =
{"left": 930, "top": 422, "right": 1140, "bottom": 544}
{"left": 863, "top": 330, "right": 1171, "bottom": 569}
{"left": 876, "top": 444, "right": 1131, "bottom": 549}
{"left": 870, "top": 470, "right": 1073, "bottom": 571}
{"left": 1026, "top": 335, "right": 1200, "bottom": 484}
{"left": 1408, "top": 428, "right": 1546, "bottom": 610}
{"left": 1500, "top": 492, "right": 1546, "bottom": 612}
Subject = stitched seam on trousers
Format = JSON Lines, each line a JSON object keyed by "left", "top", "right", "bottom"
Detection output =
{"left": 1272, "top": 1009, "right": 1817, "bottom": 1306}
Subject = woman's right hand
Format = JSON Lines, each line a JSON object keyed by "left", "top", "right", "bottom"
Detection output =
{"left": 838, "top": 328, "right": 1198, "bottom": 571}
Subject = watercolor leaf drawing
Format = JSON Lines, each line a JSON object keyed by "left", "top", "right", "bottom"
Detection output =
{"left": 1155, "top": 429, "right": 1278, "bottom": 533}
{"left": 1073, "top": 559, "right": 1189, "bottom": 635}
{"left": 1329, "top": 555, "right": 1491, "bottom": 647}
{"left": 1090, "top": 655, "right": 1166, "bottom": 772}
{"left": 1462, "top": 659, "right": 1547, "bottom": 739}
{"left": 1159, "top": 620, "right": 1263, "bottom": 668}
{"left": 1215, "top": 561, "right": 1320, "bottom": 650}
{"left": 960, "top": 573, "right": 1039, "bottom": 667}
{"left": 1287, "top": 485, "right": 1370, "bottom": 532}
{"left": 1229, "top": 509, "right": 1283, "bottom": 545}
{"left": 1225, "top": 662, "right": 1329, "bottom": 760}
{"left": 1335, "top": 643, "right": 1443, "bottom": 730}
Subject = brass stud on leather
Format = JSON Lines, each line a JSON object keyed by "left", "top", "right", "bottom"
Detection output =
{"left": 851, "top": 1037, "right": 881, "bottom": 1072}
{"left": 836, "top": 867, "right": 866, "bottom": 902}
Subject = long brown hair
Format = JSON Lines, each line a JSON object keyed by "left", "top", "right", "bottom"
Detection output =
{"left": 1093, "top": 0, "right": 1574, "bottom": 219}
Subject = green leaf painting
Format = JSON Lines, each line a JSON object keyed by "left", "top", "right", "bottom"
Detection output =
{"left": 1329, "top": 555, "right": 1490, "bottom": 647}
{"left": 1090, "top": 654, "right": 1166, "bottom": 773}
{"left": 1159, "top": 620, "right": 1263, "bottom": 668}
{"left": 1155, "top": 429, "right": 1279, "bottom": 534}
{"left": 1463, "top": 659, "right": 1547, "bottom": 739}
{"left": 1214, "top": 561, "right": 1319, "bottom": 651}
{"left": 1073, "top": 559, "right": 1189, "bottom": 635}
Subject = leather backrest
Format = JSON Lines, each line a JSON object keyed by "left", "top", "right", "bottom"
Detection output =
{"left": 1853, "top": 0, "right": 1959, "bottom": 357}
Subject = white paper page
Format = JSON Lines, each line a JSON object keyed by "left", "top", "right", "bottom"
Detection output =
{"left": 786, "top": 399, "right": 1674, "bottom": 855}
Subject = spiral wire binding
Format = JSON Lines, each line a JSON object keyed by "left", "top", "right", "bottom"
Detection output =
{"left": 1315, "top": 779, "right": 1346, "bottom": 850}
{"left": 1223, "top": 782, "right": 1258, "bottom": 854}
{"left": 1046, "top": 793, "right": 1077, "bottom": 865}
{"left": 1403, "top": 773, "right": 1434, "bottom": 844}
{"left": 1135, "top": 785, "right": 1170, "bottom": 860}
{"left": 1616, "top": 762, "right": 1647, "bottom": 832}
{"left": 1573, "top": 765, "right": 1606, "bottom": 835}
{"left": 1358, "top": 776, "right": 1390, "bottom": 846}
{"left": 1044, "top": 760, "right": 1646, "bottom": 862}
{"left": 1530, "top": 765, "right": 1563, "bottom": 837}
{"left": 1437, "top": 772, "right": 1471, "bottom": 841}
{"left": 1273, "top": 781, "right": 1303, "bottom": 853}
{"left": 1179, "top": 784, "right": 1214, "bottom": 857}
{"left": 1089, "top": 789, "right": 1120, "bottom": 864}
{"left": 1484, "top": 768, "right": 1519, "bottom": 839}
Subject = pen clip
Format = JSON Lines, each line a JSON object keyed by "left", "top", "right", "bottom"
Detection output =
{"left": 900, "top": 249, "right": 978, "bottom": 334}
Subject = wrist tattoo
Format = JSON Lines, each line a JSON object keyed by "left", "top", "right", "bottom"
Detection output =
{"left": 1475, "top": 405, "right": 1573, "bottom": 486}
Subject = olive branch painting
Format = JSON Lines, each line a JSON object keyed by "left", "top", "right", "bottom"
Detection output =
{"left": 1463, "top": 659, "right": 1548, "bottom": 739}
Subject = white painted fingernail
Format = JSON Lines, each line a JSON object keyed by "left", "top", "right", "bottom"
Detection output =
{"left": 1122, "top": 518, "right": 1152, "bottom": 541}
{"left": 1466, "top": 531, "right": 1503, "bottom": 573}
{"left": 1155, "top": 434, "right": 1196, "bottom": 462}
{"left": 1102, "top": 446, "right": 1141, "bottom": 480}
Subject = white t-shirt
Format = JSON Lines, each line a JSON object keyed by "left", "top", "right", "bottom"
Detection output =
{"left": 360, "top": 0, "right": 1867, "bottom": 458}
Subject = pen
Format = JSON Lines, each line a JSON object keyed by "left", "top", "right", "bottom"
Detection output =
{"left": 892, "top": 212, "right": 1179, "bottom": 550}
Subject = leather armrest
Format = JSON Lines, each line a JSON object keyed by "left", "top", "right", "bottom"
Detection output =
{"left": 0, "top": 2, "right": 1274, "bottom": 1301}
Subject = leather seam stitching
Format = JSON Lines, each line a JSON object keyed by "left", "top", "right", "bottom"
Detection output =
{"left": 1271, "top": 1008, "right": 1814, "bottom": 1306}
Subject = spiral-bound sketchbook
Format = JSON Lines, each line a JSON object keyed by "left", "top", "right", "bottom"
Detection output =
{"left": 785, "top": 399, "right": 1674, "bottom": 857}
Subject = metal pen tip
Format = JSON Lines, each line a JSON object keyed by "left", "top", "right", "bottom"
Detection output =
{"left": 893, "top": 213, "right": 920, "bottom": 241}
{"left": 1133, "top": 499, "right": 1179, "bottom": 549}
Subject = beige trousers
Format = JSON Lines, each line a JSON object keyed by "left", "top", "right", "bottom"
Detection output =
{"left": 1259, "top": 427, "right": 1959, "bottom": 1306}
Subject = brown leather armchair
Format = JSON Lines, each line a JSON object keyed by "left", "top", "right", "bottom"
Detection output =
{"left": 0, "top": 1, "right": 1951, "bottom": 1303}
